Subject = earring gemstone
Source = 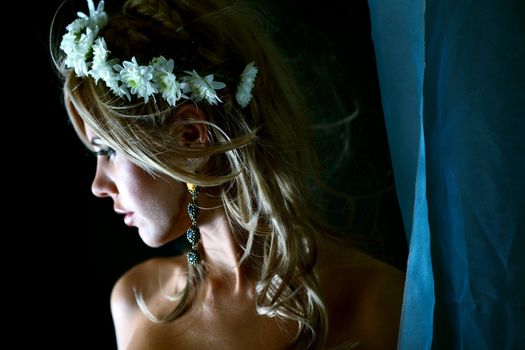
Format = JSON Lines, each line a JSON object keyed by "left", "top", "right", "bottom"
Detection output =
{"left": 186, "top": 226, "right": 200, "bottom": 245}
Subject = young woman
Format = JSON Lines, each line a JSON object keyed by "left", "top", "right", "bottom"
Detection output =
{"left": 52, "top": 0, "right": 404, "bottom": 348}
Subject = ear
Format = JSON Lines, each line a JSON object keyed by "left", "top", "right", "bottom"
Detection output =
{"left": 172, "top": 104, "right": 209, "bottom": 146}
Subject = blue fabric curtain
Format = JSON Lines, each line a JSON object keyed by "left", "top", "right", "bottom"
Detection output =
{"left": 368, "top": 0, "right": 525, "bottom": 349}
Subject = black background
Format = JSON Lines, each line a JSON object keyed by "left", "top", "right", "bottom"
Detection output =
{"left": 23, "top": 0, "right": 406, "bottom": 347}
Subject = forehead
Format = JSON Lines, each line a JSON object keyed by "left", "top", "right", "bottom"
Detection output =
{"left": 65, "top": 97, "right": 100, "bottom": 149}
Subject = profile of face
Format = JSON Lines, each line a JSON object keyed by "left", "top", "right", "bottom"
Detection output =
{"left": 85, "top": 124, "right": 190, "bottom": 247}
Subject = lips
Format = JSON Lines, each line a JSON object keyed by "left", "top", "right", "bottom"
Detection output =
{"left": 114, "top": 206, "right": 134, "bottom": 226}
{"left": 113, "top": 206, "right": 127, "bottom": 215}
{"left": 123, "top": 212, "right": 134, "bottom": 226}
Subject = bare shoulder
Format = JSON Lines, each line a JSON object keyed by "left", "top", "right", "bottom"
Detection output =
{"left": 110, "top": 256, "right": 187, "bottom": 349}
{"left": 351, "top": 252, "right": 404, "bottom": 350}
{"left": 319, "top": 236, "right": 405, "bottom": 349}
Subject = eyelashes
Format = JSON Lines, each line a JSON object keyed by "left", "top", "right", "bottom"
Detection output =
{"left": 95, "top": 147, "right": 116, "bottom": 160}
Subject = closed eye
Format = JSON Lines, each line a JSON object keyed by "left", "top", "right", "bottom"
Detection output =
{"left": 95, "top": 147, "right": 116, "bottom": 160}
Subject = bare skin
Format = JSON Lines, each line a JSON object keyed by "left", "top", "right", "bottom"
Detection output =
{"left": 110, "top": 228, "right": 404, "bottom": 350}
{"left": 85, "top": 117, "right": 404, "bottom": 350}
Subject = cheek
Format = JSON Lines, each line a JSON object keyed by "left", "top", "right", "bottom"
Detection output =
{"left": 126, "top": 165, "right": 187, "bottom": 217}
{"left": 142, "top": 181, "right": 190, "bottom": 241}
{"left": 153, "top": 183, "right": 187, "bottom": 218}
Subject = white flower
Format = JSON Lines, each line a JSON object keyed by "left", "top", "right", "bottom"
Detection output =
{"left": 84, "top": 0, "right": 108, "bottom": 28}
{"left": 91, "top": 37, "right": 109, "bottom": 62}
{"left": 183, "top": 70, "right": 225, "bottom": 105}
{"left": 107, "top": 70, "right": 132, "bottom": 101}
{"left": 150, "top": 56, "right": 173, "bottom": 74}
{"left": 60, "top": 1, "right": 256, "bottom": 108}
{"left": 65, "top": 17, "right": 89, "bottom": 34}
{"left": 150, "top": 57, "right": 187, "bottom": 106}
{"left": 60, "top": 0, "right": 108, "bottom": 77}
{"left": 89, "top": 38, "right": 127, "bottom": 99}
{"left": 90, "top": 38, "right": 111, "bottom": 82}
{"left": 60, "top": 26, "right": 97, "bottom": 77}
{"left": 117, "top": 57, "right": 158, "bottom": 102}
{"left": 160, "top": 73, "right": 187, "bottom": 106}
{"left": 235, "top": 62, "right": 258, "bottom": 108}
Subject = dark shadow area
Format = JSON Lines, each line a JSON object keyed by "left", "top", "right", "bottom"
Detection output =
{"left": 259, "top": 0, "right": 407, "bottom": 269}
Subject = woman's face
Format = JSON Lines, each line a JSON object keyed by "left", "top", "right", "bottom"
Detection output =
{"left": 85, "top": 124, "right": 190, "bottom": 247}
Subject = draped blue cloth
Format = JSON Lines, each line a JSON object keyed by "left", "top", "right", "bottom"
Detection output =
{"left": 368, "top": 0, "right": 525, "bottom": 348}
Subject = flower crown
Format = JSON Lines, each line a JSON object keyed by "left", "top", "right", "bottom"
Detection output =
{"left": 60, "top": 0, "right": 258, "bottom": 108}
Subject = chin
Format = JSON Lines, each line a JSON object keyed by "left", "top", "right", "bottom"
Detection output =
{"left": 138, "top": 231, "right": 166, "bottom": 248}
{"left": 138, "top": 228, "right": 179, "bottom": 248}
{"left": 141, "top": 239, "right": 165, "bottom": 248}
{"left": 141, "top": 236, "right": 171, "bottom": 248}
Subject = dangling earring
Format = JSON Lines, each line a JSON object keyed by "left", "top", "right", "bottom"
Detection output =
{"left": 186, "top": 183, "right": 201, "bottom": 265}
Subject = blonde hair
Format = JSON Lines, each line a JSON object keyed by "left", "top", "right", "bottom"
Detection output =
{"left": 53, "top": 0, "right": 330, "bottom": 348}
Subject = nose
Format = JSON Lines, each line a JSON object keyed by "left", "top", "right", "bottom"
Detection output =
{"left": 91, "top": 162, "right": 118, "bottom": 198}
